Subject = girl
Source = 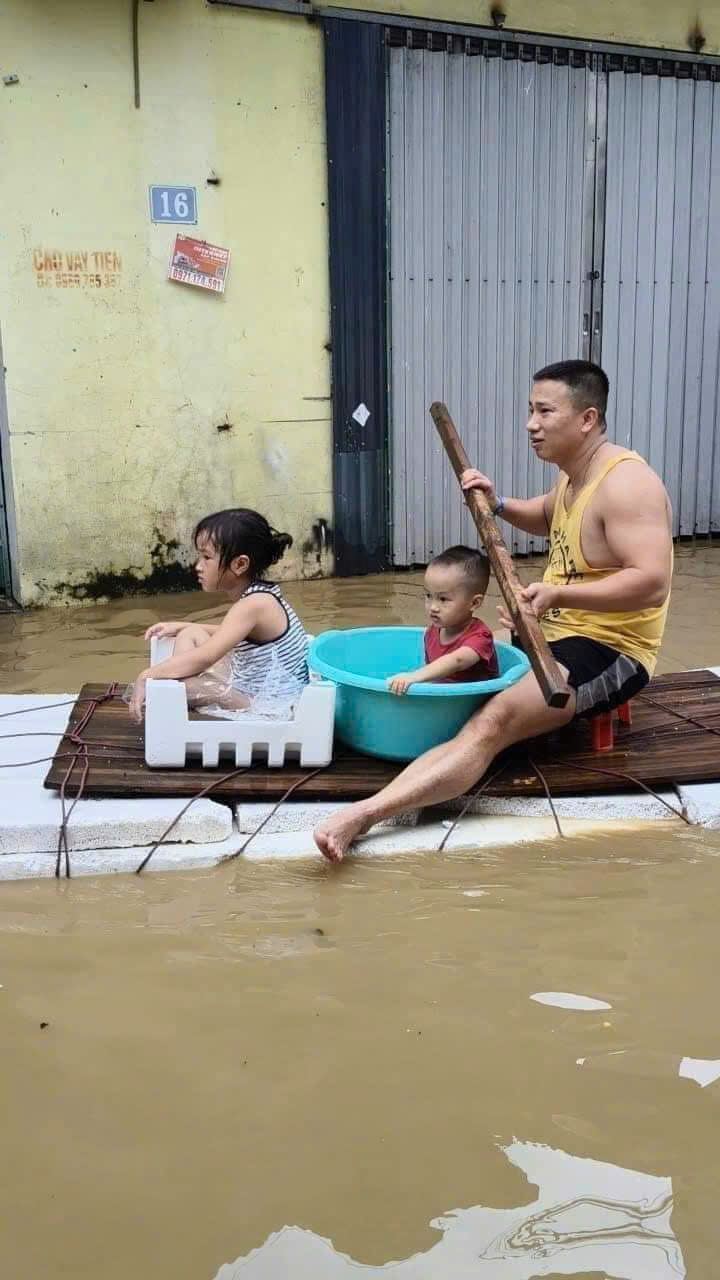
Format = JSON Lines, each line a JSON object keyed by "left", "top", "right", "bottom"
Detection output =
{"left": 128, "top": 509, "right": 308, "bottom": 723}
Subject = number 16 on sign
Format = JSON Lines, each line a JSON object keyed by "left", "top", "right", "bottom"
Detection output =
{"left": 149, "top": 186, "right": 197, "bottom": 224}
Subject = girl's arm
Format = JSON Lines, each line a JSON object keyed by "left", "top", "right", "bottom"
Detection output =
{"left": 144, "top": 597, "right": 266, "bottom": 679}
{"left": 387, "top": 646, "right": 481, "bottom": 695}
{"left": 129, "top": 596, "right": 267, "bottom": 720}
{"left": 144, "top": 621, "right": 221, "bottom": 640}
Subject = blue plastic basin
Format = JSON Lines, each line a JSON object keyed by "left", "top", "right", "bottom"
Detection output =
{"left": 308, "top": 627, "right": 530, "bottom": 761}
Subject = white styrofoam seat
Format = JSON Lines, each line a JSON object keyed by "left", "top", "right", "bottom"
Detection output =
{"left": 144, "top": 636, "right": 335, "bottom": 769}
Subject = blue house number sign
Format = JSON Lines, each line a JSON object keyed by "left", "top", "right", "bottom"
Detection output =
{"left": 149, "top": 185, "right": 197, "bottom": 224}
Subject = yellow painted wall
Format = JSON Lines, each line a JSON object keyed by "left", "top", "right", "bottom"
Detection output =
{"left": 1, "top": 0, "right": 716, "bottom": 605}
{"left": 0, "top": 0, "right": 331, "bottom": 605}
{"left": 327, "top": 0, "right": 720, "bottom": 55}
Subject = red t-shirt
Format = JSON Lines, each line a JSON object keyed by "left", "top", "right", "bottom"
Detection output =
{"left": 424, "top": 618, "right": 499, "bottom": 683}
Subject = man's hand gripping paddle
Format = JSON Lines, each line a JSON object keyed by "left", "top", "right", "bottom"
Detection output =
{"left": 430, "top": 402, "right": 571, "bottom": 709}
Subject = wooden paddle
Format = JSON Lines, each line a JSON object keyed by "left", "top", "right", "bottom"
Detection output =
{"left": 430, "top": 402, "right": 571, "bottom": 709}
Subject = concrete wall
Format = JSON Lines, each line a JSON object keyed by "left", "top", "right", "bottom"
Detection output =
{"left": 0, "top": 0, "right": 332, "bottom": 604}
{"left": 1, "top": 0, "right": 715, "bottom": 604}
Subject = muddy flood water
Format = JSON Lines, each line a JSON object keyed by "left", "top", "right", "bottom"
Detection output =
{"left": 2, "top": 550, "right": 720, "bottom": 1277}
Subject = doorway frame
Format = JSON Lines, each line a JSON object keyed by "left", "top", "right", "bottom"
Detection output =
{"left": 0, "top": 325, "right": 20, "bottom": 603}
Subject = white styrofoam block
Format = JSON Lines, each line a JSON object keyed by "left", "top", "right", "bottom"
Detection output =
{"left": 234, "top": 802, "right": 420, "bottom": 835}
{"left": 677, "top": 783, "right": 720, "bottom": 828}
{"left": 446, "top": 790, "right": 683, "bottom": 822}
{"left": 239, "top": 814, "right": 680, "bottom": 863}
{"left": 0, "top": 829, "right": 249, "bottom": 880}
{"left": 0, "top": 693, "right": 77, "bottom": 718}
{"left": 150, "top": 636, "right": 175, "bottom": 664}
{"left": 0, "top": 694, "right": 76, "bottom": 778}
{"left": 0, "top": 804, "right": 682, "bottom": 882}
{"left": 145, "top": 676, "right": 336, "bottom": 769}
{"left": 0, "top": 785, "right": 232, "bottom": 854}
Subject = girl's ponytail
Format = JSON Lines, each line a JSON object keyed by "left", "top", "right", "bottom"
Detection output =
{"left": 194, "top": 509, "right": 293, "bottom": 579}
{"left": 269, "top": 529, "right": 293, "bottom": 565}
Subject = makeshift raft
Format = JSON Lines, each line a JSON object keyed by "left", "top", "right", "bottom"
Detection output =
{"left": 44, "top": 670, "right": 720, "bottom": 800}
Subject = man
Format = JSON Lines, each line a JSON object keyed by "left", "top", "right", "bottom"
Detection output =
{"left": 315, "top": 360, "right": 673, "bottom": 863}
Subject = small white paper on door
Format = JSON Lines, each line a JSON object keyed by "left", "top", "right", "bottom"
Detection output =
{"left": 351, "top": 402, "right": 371, "bottom": 427}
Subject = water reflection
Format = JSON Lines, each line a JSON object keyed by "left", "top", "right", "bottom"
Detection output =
{"left": 577, "top": 1050, "right": 720, "bottom": 1090}
{"left": 214, "top": 1140, "right": 684, "bottom": 1278}
{"left": 531, "top": 991, "right": 612, "bottom": 1011}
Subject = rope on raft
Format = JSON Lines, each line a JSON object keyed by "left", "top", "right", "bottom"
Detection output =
{"left": 437, "top": 756, "right": 567, "bottom": 850}
{"left": 55, "top": 683, "right": 121, "bottom": 877}
{"left": 437, "top": 764, "right": 508, "bottom": 852}
{"left": 217, "top": 768, "right": 328, "bottom": 867}
{"left": 0, "top": 684, "right": 715, "bottom": 874}
{"left": 562, "top": 758, "right": 692, "bottom": 824}
{"left": 0, "top": 684, "right": 142, "bottom": 877}
{"left": 527, "top": 755, "right": 566, "bottom": 838}
{"left": 0, "top": 688, "right": 316, "bottom": 876}
{"left": 134, "top": 765, "right": 252, "bottom": 874}
{"left": 636, "top": 690, "right": 720, "bottom": 739}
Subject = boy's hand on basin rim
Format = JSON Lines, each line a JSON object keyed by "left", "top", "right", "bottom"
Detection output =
{"left": 387, "top": 672, "right": 418, "bottom": 696}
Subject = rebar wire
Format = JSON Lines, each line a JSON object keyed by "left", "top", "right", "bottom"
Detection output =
{"left": 566, "top": 759, "right": 691, "bottom": 824}
{"left": 135, "top": 766, "right": 252, "bottom": 874}
{"left": 527, "top": 754, "right": 565, "bottom": 838}
{"left": 0, "top": 683, "right": 142, "bottom": 875}
{"left": 1, "top": 688, "right": 324, "bottom": 876}
{"left": 437, "top": 765, "right": 507, "bottom": 853}
{"left": 0, "top": 730, "right": 137, "bottom": 743}
{"left": 636, "top": 690, "right": 720, "bottom": 739}
{"left": 54, "top": 683, "right": 120, "bottom": 877}
{"left": 0, "top": 731, "right": 143, "bottom": 754}
{"left": 219, "top": 769, "right": 328, "bottom": 864}
{"left": 0, "top": 698, "right": 78, "bottom": 719}
{"left": 56, "top": 749, "right": 90, "bottom": 878}
{"left": 0, "top": 749, "right": 142, "bottom": 769}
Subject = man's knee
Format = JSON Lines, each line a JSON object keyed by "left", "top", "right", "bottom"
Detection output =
{"left": 460, "top": 694, "right": 516, "bottom": 746}
{"left": 461, "top": 682, "right": 543, "bottom": 749}
{"left": 468, "top": 668, "right": 577, "bottom": 750}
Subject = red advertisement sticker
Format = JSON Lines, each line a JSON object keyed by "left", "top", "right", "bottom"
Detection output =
{"left": 169, "top": 235, "right": 230, "bottom": 293}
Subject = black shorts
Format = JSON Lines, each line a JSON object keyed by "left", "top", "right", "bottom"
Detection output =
{"left": 513, "top": 634, "right": 650, "bottom": 718}
{"left": 548, "top": 636, "right": 649, "bottom": 718}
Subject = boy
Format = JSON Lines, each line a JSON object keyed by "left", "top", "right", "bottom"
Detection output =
{"left": 387, "top": 545, "right": 498, "bottom": 694}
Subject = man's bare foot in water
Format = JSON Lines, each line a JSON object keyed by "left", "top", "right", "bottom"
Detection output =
{"left": 314, "top": 803, "right": 374, "bottom": 863}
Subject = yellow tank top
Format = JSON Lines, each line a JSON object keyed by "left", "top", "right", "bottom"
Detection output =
{"left": 540, "top": 450, "right": 670, "bottom": 676}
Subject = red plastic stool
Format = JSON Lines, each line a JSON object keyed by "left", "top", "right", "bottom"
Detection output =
{"left": 590, "top": 701, "right": 632, "bottom": 752}
{"left": 617, "top": 701, "right": 632, "bottom": 726}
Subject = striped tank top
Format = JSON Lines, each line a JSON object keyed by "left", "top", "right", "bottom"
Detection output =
{"left": 229, "top": 582, "right": 308, "bottom": 690}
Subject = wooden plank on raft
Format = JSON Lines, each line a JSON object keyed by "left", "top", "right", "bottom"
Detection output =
{"left": 43, "top": 673, "right": 720, "bottom": 800}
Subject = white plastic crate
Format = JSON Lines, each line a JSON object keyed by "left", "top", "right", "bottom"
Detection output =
{"left": 144, "top": 637, "right": 336, "bottom": 769}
